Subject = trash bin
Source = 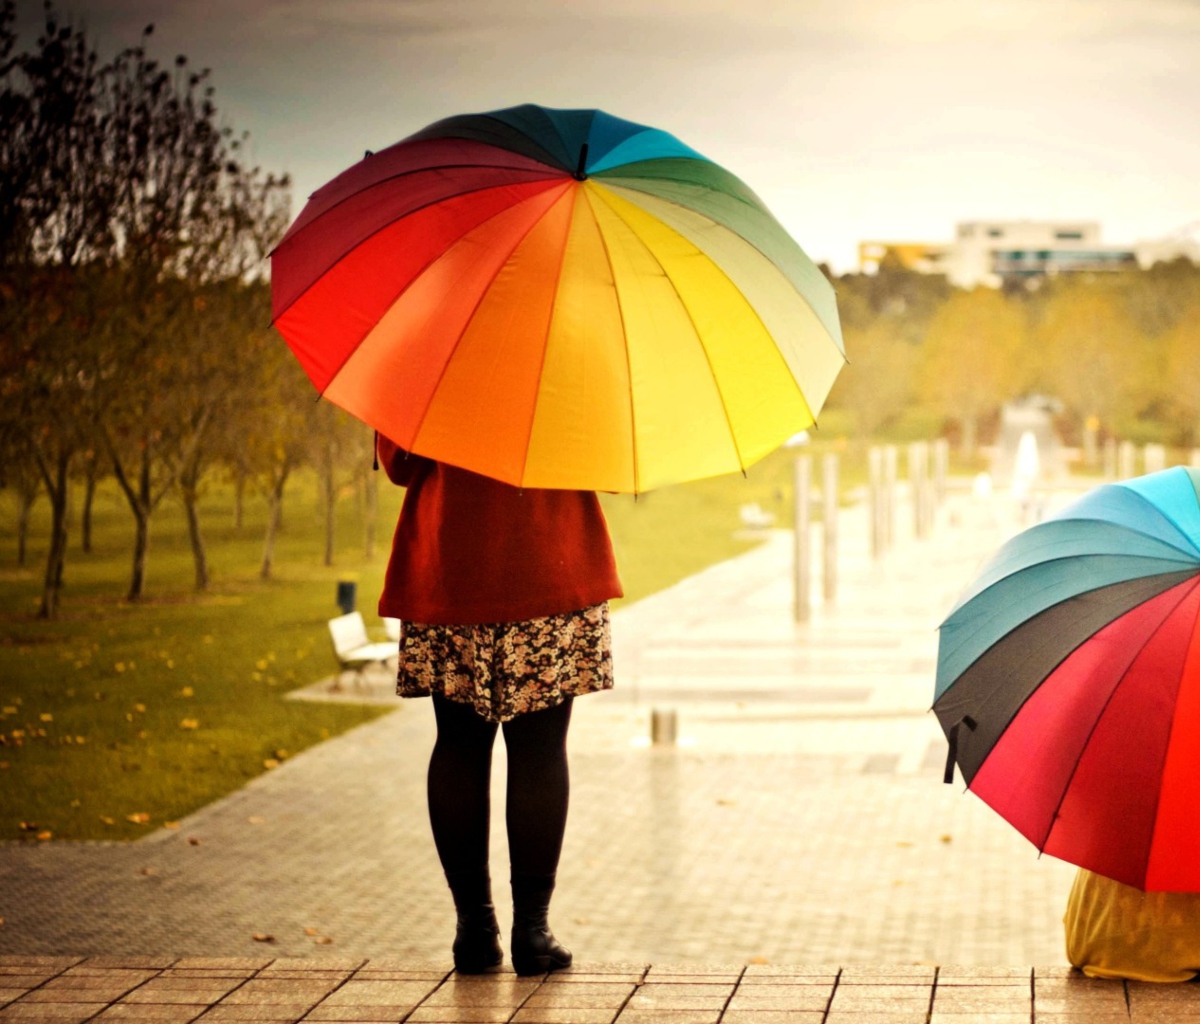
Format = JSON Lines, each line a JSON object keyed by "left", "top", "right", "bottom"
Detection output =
{"left": 336, "top": 580, "right": 357, "bottom": 616}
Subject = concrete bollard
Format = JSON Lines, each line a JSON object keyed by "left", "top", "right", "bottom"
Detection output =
{"left": 1143, "top": 443, "right": 1167, "bottom": 474}
{"left": 650, "top": 707, "right": 677, "bottom": 746}
{"left": 1118, "top": 441, "right": 1136, "bottom": 480}
{"left": 822, "top": 453, "right": 838, "bottom": 604}
{"left": 868, "top": 446, "right": 884, "bottom": 560}
{"left": 908, "top": 442, "right": 930, "bottom": 540}
{"left": 1103, "top": 438, "right": 1118, "bottom": 480}
{"left": 933, "top": 438, "right": 949, "bottom": 505}
{"left": 793, "top": 455, "right": 811, "bottom": 623}
{"left": 1192, "top": 449, "right": 1200, "bottom": 470}
{"left": 883, "top": 445, "right": 898, "bottom": 550}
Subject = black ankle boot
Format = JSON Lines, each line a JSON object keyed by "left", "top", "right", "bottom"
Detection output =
{"left": 510, "top": 873, "right": 572, "bottom": 976}
{"left": 445, "top": 871, "right": 502, "bottom": 974}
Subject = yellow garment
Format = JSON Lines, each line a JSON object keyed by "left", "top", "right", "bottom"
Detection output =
{"left": 1065, "top": 868, "right": 1200, "bottom": 982}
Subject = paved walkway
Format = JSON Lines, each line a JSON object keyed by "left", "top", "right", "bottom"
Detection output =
{"left": 2, "top": 483, "right": 1082, "bottom": 967}
{"left": 4, "top": 955, "right": 1198, "bottom": 1023}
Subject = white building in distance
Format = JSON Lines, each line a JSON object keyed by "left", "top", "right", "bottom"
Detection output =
{"left": 859, "top": 220, "right": 1198, "bottom": 288}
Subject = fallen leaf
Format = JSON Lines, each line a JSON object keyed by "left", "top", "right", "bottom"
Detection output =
{"left": 202, "top": 636, "right": 214, "bottom": 644}
{"left": 573, "top": 916, "right": 590, "bottom": 925}
{"left": 126, "top": 812, "right": 150, "bottom": 824}
{"left": 163, "top": 821, "right": 181, "bottom": 830}
{"left": 716, "top": 798, "right": 735, "bottom": 806}
{"left": 262, "top": 759, "right": 280, "bottom": 770}
{"left": 99, "top": 816, "right": 115, "bottom": 825}
{"left": 939, "top": 834, "right": 953, "bottom": 844}
{"left": 247, "top": 815, "right": 265, "bottom": 825}
{"left": 19, "top": 821, "right": 37, "bottom": 831}
{"left": 304, "top": 927, "right": 318, "bottom": 936}
{"left": 2, "top": 707, "right": 15, "bottom": 714}
{"left": 274, "top": 749, "right": 289, "bottom": 760}
{"left": 178, "top": 686, "right": 194, "bottom": 698}
{"left": 0, "top": 762, "right": 8, "bottom": 769}
{"left": 252, "top": 933, "right": 275, "bottom": 943}
{"left": 140, "top": 867, "right": 155, "bottom": 876}
{"left": 39, "top": 713, "right": 52, "bottom": 722}
{"left": 134, "top": 703, "right": 146, "bottom": 713}
{"left": 138, "top": 731, "right": 148, "bottom": 740}
{"left": 36, "top": 830, "right": 52, "bottom": 841}
{"left": 180, "top": 719, "right": 199, "bottom": 730}
{"left": 187, "top": 837, "right": 202, "bottom": 846}
{"left": 314, "top": 936, "right": 333, "bottom": 945}
{"left": 114, "top": 663, "right": 126, "bottom": 673}
{"left": 70, "top": 799, "right": 81, "bottom": 808}
{"left": 255, "top": 659, "right": 268, "bottom": 671}
{"left": 74, "top": 736, "right": 85, "bottom": 744}
{"left": 748, "top": 956, "right": 769, "bottom": 965}
{"left": 896, "top": 841, "right": 915, "bottom": 848}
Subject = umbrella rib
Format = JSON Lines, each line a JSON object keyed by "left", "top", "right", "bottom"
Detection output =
{"left": 1115, "top": 485, "right": 1200, "bottom": 559}
{"left": 1031, "top": 577, "right": 1200, "bottom": 857}
{"left": 581, "top": 187, "right": 640, "bottom": 495}
{"left": 273, "top": 172, "right": 565, "bottom": 323}
{"left": 589, "top": 186, "right": 748, "bottom": 477}
{"left": 406, "top": 188, "right": 572, "bottom": 459}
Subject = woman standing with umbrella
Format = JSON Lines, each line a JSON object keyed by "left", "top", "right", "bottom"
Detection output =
{"left": 376, "top": 435, "right": 621, "bottom": 974}
{"left": 270, "top": 104, "right": 845, "bottom": 973}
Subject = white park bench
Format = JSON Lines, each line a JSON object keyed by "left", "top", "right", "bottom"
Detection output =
{"left": 327, "top": 611, "right": 399, "bottom": 688}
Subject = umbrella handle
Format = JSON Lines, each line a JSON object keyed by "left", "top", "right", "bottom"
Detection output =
{"left": 943, "top": 715, "right": 977, "bottom": 785}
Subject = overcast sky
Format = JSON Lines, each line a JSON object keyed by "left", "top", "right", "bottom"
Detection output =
{"left": 20, "top": 0, "right": 1200, "bottom": 270}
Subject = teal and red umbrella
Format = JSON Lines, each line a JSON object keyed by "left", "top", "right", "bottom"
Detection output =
{"left": 936, "top": 467, "right": 1200, "bottom": 891}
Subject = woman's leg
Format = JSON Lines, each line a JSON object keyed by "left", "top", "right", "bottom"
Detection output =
{"left": 428, "top": 694, "right": 501, "bottom": 972}
{"left": 501, "top": 696, "right": 574, "bottom": 974}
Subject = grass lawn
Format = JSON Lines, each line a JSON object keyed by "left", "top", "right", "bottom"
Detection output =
{"left": 0, "top": 438, "right": 874, "bottom": 842}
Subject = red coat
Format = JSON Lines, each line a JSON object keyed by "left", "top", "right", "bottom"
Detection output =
{"left": 376, "top": 436, "right": 623, "bottom": 625}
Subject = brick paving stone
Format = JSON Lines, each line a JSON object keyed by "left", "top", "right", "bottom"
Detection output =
{"left": 523, "top": 987, "right": 632, "bottom": 1010}
{"left": 0, "top": 1003, "right": 110, "bottom": 1021}
{"left": 92, "top": 1005, "right": 207, "bottom": 1020}
{"left": 828, "top": 988, "right": 932, "bottom": 1012}
{"left": 930, "top": 1015, "right": 1033, "bottom": 1024}
{"left": 623, "top": 987, "right": 727, "bottom": 1012}
{"left": 304, "top": 1004, "right": 420, "bottom": 1021}
{"left": 404, "top": 1008, "right": 514, "bottom": 1023}
{"left": 0, "top": 963, "right": 80, "bottom": 972}
{"left": 545, "top": 975, "right": 642, "bottom": 985}
{"left": 611, "top": 1012, "right": 720, "bottom": 1024}
{"left": 121, "top": 987, "right": 240, "bottom": 1005}
{"left": 221, "top": 981, "right": 339, "bottom": 1005}
{"left": 202, "top": 1007, "right": 315, "bottom": 1021}
{"left": 824, "top": 1012, "right": 930, "bottom": 1024}
{"left": 721, "top": 1012, "right": 825, "bottom": 1024}
{"left": 172, "top": 962, "right": 270, "bottom": 973}
{"left": 931, "top": 985, "right": 1032, "bottom": 1011}
{"left": 510, "top": 1009, "right": 618, "bottom": 1024}
{"left": 80, "top": 960, "right": 175, "bottom": 971}
{"left": 317, "top": 980, "right": 433, "bottom": 1004}
{"left": 725, "top": 988, "right": 831, "bottom": 1011}
{"left": 420, "top": 981, "right": 537, "bottom": 1008}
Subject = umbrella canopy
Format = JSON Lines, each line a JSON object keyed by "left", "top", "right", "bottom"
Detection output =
{"left": 935, "top": 467, "right": 1200, "bottom": 891}
{"left": 270, "top": 104, "right": 844, "bottom": 493}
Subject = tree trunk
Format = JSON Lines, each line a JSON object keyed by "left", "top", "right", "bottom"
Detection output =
{"left": 233, "top": 468, "right": 245, "bottom": 531}
{"left": 323, "top": 441, "right": 336, "bottom": 567}
{"left": 260, "top": 465, "right": 290, "bottom": 580}
{"left": 363, "top": 470, "right": 378, "bottom": 560}
{"left": 107, "top": 438, "right": 159, "bottom": 603}
{"left": 960, "top": 415, "right": 977, "bottom": 460}
{"left": 16, "top": 481, "right": 37, "bottom": 567}
{"left": 127, "top": 509, "right": 149, "bottom": 601}
{"left": 81, "top": 464, "right": 97, "bottom": 553}
{"left": 37, "top": 451, "right": 71, "bottom": 620}
{"left": 181, "top": 461, "right": 209, "bottom": 592}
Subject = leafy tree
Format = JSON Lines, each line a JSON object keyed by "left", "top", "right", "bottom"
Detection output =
{"left": 920, "top": 287, "right": 1026, "bottom": 456}
{"left": 1164, "top": 299, "right": 1200, "bottom": 446}
{"left": 823, "top": 322, "right": 917, "bottom": 438}
{"left": 1034, "top": 279, "right": 1147, "bottom": 441}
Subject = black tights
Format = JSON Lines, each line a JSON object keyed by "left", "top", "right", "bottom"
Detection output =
{"left": 427, "top": 694, "right": 572, "bottom": 884}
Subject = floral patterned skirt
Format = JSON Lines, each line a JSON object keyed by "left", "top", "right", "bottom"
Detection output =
{"left": 395, "top": 603, "right": 613, "bottom": 723}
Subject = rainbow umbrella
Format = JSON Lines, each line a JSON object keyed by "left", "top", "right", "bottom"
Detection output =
{"left": 270, "top": 104, "right": 844, "bottom": 493}
{"left": 936, "top": 467, "right": 1200, "bottom": 891}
